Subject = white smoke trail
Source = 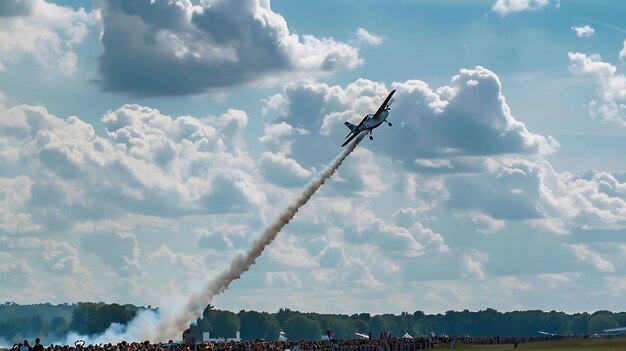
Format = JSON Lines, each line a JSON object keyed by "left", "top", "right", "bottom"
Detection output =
{"left": 71, "top": 135, "right": 363, "bottom": 344}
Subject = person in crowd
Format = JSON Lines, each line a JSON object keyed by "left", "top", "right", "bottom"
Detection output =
{"left": 20, "top": 340, "right": 31, "bottom": 351}
{"left": 33, "top": 338, "right": 44, "bottom": 351}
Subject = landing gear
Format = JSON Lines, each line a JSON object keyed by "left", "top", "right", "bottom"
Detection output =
{"left": 387, "top": 122, "right": 392, "bottom": 126}
{"left": 369, "top": 135, "right": 373, "bottom": 140}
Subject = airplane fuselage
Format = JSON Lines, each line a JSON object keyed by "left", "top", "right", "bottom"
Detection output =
{"left": 341, "top": 89, "right": 395, "bottom": 147}
{"left": 359, "top": 110, "right": 389, "bottom": 132}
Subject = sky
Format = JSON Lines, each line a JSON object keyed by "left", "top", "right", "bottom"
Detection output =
{"left": 0, "top": 0, "right": 626, "bottom": 315}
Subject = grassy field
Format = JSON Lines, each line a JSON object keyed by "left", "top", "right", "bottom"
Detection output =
{"left": 445, "top": 338, "right": 626, "bottom": 351}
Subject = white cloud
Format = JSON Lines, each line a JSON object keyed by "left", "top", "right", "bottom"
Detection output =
{"left": 258, "top": 151, "right": 313, "bottom": 187}
{"left": 568, "top": 51, "right": 626, "bottom": 126}
{"left": 492, "top": 0, "right": 550, "bottom": 16}
{"left": 82, "top": 232, "right": 141, "bottom": 276}
{"left": 0, "top": 97, "right": 267, "bottom": 231}
{"left": 345, "top": 210, "right": 448, "bottom": 258}
{"left": 620, "top": 39, "right": 626, "bottom": 63}
{"left": 268, "top": 234, "right": 319, "bottom": 268}
{"left": 355, "top": 28, "right": 383, "bottom": 45}
{"left": 0, "top": 259, "right": 34, "bottom": 286}
{"left": 0, "top": 0, "right": 97, "bottom": 75}
{"left": 194, "top": 223, "right": 250, "bottom": 252}
{"left": 261, "top": 67, "right": 557, "bottom": 177}
{"left": 500, "top": 276, "right": 532, "bottom": 290}
{"left": 537, "top": 273, "right": 573, "bottom": 283}
{"left": 0, "top": 176, "right": 42, "bottom": 235}
{"left": 147, "top": 244, "right": 208, "bottom": 277}
{"left": 463, "top": 250, "right": 489, "bottom": 279}
{"left": 341, "top": 257, "right": 386, "bottom": 290}
{"left": 0, "top": 237, "right": 89, "bottom": 275}
{"left": 96, "top": 0, "right": 361, "bottom": 96}
{"left": 265, "top": 271, "right": 302, "bottom": 288}
{"left": 458, "top": 211, "right": 506, "bottom": 234}
{"left": 571, "top": 25, "right": 595, "bottom": 38}
{"left": 446, "top": 158, "right": 626, "bottom": 230}
{"left": 605, "top": 276, "right": 626, "bottom": 295}
{"left": 567, "top": 244, "right": 615, "bottom": 272}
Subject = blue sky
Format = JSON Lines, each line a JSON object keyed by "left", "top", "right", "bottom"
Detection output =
{"left": 1, "top": 0, "right": 626, "bottom": 315}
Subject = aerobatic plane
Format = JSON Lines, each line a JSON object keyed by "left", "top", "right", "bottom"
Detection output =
{"left": 341, "top": 89, "right": 396, "bottom": 147}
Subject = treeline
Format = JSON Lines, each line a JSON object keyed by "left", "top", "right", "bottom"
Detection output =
{"left": 0, "top": 302, "right": 139, "bottom": 342}
{"left": 1, "top": 302, "right": 625, "bottom": 342}
{"left": 193, "top": 308, "right": 626, "bottom": 340}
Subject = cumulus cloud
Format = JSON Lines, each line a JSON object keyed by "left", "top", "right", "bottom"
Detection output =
{"left": 194, "top": 224, "right": 249, "bottom": 251}
{"left": 261, "top": 67, "right": 557, "bottom": 176}
{"left": 266, "top": 271, "right": 302, "bottom": 288}
{"left": 268, "top": 234, "right": 319, "bottom": 268}
{"left": 0, "top": 237, "right": 88, "bottom": 275}
{"left": 0, "top": 0, "right": 97, "bottom": 75}
{"left": 96, "top": 0, "right": 361, "bottom": 96}
{"left": 567, "top": 244, "right": 615, "bottom": 272}
{"left": 457, "top": 211, "right": 506, "bottom": 234}
{"left": 345, "top": 209, "right": 448, "bottom": 258}
{"left": 258, "top": 151, "right": 313, "bottom": 187}
{"left": 568, "top": 51, "right": 626, "bottom": 126}
{"left": 492, "top": 0, "right": 550, "bottom": 16}
{"left": 82, "top": 232, "right": 141, "bottom": 276}
{"left": 620, "top": 39, "right": 626, "bottom": 63}
{"left": 147, "top": 244, "right": 208, "bottom": 277}
{"left": 0, "top": 176, "right": 42, "bottom": 235}
{"left": 445, "top": 158, "right": 626, "bottom": 230}
{"left": 0, "top": 259, "right": 33, "bottom": 286}
{"left": 354, "top": 28, "right": 383, "bottom": 45}
{"left": 0, "top": 97, "right": 266, "bottom": 232}
{"left": 571, "top": 25, "right": 595, "bottom": 38}
{"left": 463, "top": 250, "right": 489, "bottom": 279}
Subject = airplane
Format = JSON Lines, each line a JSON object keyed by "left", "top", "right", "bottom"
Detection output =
{"left": 341, "top": 89, "right": 396, "bottom": 147}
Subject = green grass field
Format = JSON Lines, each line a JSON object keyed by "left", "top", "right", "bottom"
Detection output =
{"left": 445, "top": 338, "right": 626, "bottom": 351}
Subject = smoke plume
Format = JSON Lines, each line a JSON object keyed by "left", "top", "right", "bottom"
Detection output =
{"left": 68, "top": 135, "right": 363, "bottom": 344}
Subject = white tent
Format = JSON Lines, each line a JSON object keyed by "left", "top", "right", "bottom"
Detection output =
{"left": 402, "top": 333, "right": 413, "bottom": 339}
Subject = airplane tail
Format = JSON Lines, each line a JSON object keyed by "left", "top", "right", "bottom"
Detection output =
{"left": 344, "top": 121, "right": 358, "bottom": 138}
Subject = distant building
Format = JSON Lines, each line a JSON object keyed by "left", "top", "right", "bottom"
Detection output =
{"left": 202, "top": 331, "right": 241, "bottom": 342}
{"left": 603, "top": 327, "right": 626, "bottom": 336}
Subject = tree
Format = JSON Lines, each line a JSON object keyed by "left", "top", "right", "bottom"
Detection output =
{"left": 69, "top": 303, "right": 98, "bottom": 335}
{"left": 29, "top": 315, "right": 46, "bottom": 335}
{"left": 206, "top": 310, "right": 240, "bottom": 338}
{"left": 276, "top": 308, "right": 293, "bottom": 326}
{"left": 588, "top": 314, "right": 618, "bottom": 334}
{"left": 0, "top": 316, "right": 20, "bottom": 341}
{"left": 49, "top": 316, "right": 68, "bottom": 336}
{"left": 239, "top": 311, "right": 281, "bottom": 341}
{"left": 240, "top": 311, "right": 267, "bottom": 340}
{"left": 369, "top": 315, "right": 399, "bottom": 339}
{"left": 69, "top": 303, "right": 134, "bottom": 336}
{"left": 93, "top": 304, "right": 134, "bottom": 333}
{"left": 263, "top": 313, "right": 281, "bottom": 341}
{"left": 283, "top": 314, "right": 321, "bottom": 340}
{"left": 570, "top": 314, "right": 589, "bottom": 335}
{"left": 353, "top": 319, "right": 369, "bottom": 334}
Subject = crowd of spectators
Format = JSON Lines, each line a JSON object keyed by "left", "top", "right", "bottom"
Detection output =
{"left": 6, "top": 336, "right": 441, "bottom": 351}
{"left": 5, "top": 333, "right": 575, "bottom": 351}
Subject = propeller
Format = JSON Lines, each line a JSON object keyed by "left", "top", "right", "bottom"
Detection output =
{"left": 386, "top": 98, "right": 394, "bottom": 110}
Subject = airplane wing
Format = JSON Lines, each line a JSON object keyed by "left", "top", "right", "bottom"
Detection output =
{"left": 373, "top": 89, "right": 396, "bottom": 118}
{"left": 341, "top": 130, "right": 362, "bottom": 147}
{"left": 355, "top": 114, "right": 369, "bottom": 129}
